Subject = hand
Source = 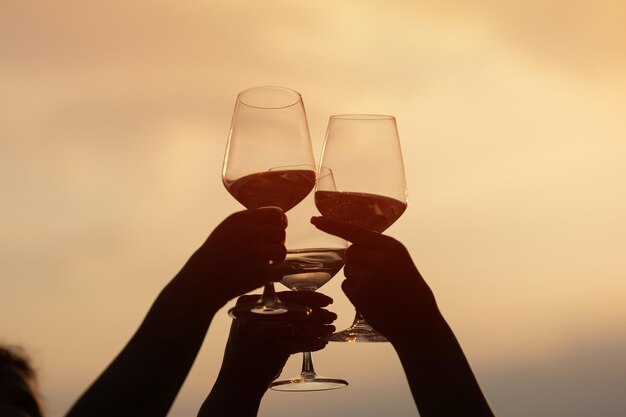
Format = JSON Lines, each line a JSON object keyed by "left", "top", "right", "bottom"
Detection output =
{"left": 311, "top": 216, "right": 442, "bottom": 344}
{"left": 310, "top": 217, "right": 495, "bottom": 417}
{"left": 175, "top": 207, "right": 288, "bottom": 312}
{"left": 214, "top": 291, "right": 336, "bottom": 395}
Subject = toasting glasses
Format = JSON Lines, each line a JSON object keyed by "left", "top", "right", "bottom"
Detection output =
{"left": 222, "top": 86, "right": 316, "bottom": 320}
{"left": 315, "top": 115, "right": 408, "bottom": 342}
{"left": 270, "top": 167, "right": 349, "bottom": 391}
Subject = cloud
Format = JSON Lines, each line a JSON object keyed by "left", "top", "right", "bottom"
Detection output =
{"left": 1, "top": 2, "right": 626, "bottom": 417}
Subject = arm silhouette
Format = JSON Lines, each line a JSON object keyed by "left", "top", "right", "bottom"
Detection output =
{"left": 311, "top": 216, "right": 494, "bottom": 417}
{"left": 198, "top": 291, "right": 336, "bottom": 417}
{"left": 65, "top": 208, "right": 287, "bottom": 417}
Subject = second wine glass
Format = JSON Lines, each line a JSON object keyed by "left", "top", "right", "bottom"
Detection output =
{"left": 270, "top": 167, "right": 349, "bottom": 391}
{"left": 222, "top": 86, "right": 316, "bottom": 320}
{"left": 315, "top": 114, "right": 408, "bottom": 342}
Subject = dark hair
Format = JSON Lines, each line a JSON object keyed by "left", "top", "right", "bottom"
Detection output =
{"left": 0, "top": 345, "right": 36, "bottom": 378}
{"left": 0, "top": 344, "right": 44, "bottom": 417}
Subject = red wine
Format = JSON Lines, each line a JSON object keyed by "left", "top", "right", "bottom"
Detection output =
{"left": 225, "top": 169, "right": 315, "bottom": 212}
{"left": 315, "top": 191, "right": 407, "bottom": 232}
{"left": 281, "top": 248, "right": 346, "bottom": 291}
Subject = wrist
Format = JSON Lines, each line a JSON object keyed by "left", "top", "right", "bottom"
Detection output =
{"left": 200, "top": 375, "right": 264, "bottom": 417}
{"left": 158, "top": 275, "right": 222, "bottom": 326}
{"left": 389, "top": 308, "right": 451, "bottom": 353}
{"left": 391, "top": 314, "right": 476, "bottom": 385}
{"left": 212, "top": 370, "right": 267, "bottom": 403}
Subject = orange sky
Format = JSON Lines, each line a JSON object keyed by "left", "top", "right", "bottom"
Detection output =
{"left": 1, "top": 1, "right": 626, "bottom": 416}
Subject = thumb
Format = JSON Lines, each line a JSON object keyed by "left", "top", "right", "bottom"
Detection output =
{"left": 341, "top": 279, "right": 360, "bottom": 308}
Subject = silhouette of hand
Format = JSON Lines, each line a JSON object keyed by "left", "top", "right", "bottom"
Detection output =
{"left": 311, "top": 216, "right": 441, "bottom": 344}
{"left": 215, "top": 291, "right": 336, "bottom": 394}
{"left": 304, "top": 217, "right": 495, "bottom": 417}
{"left": 176, "top": 207, "right": 287, "bottom": 312}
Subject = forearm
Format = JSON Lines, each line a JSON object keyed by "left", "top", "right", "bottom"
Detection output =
{"left": 198, "top": 374, "right": 264, "bottom": 417}
{"left": 66, "top": 276, "right": 220, "bottom": 417}
{"left": 393, "top": 313, "right": 494, "bottom": 417}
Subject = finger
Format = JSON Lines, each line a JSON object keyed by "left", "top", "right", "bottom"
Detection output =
{"left": 303, "top": 339, "right": 329, "bottom": 353}
{"left": 235, "top": 294, "right": 263, "bottom": 306}
{"left": 233, "top": 295, "right": 336, "bottom": 325}
{"left": 310, "top": 216, "right": 378, "bottom": 244}
{"left": 253, "top": 243, "right": 287, "bottom": 266}
{"left": 276, "top": 338, "right": 328, "bottom": 355}
{"left": 343, "top": 263, "right": 378, "bottom": 282}
{"left": 277, "top": 291, "right": 334, "bottom": 308}
{"left": 253, "top": 308, "right": 336, "bottom": 334}
{"left": 341, "top": 279, "right": 382, "bottom": 315}
{"left": 311, "top": 216, "right": 402, "bottom": 250}
{"left": 341, "top": 278, "right": 378, "bottom": 305}
{"left": 341, "top": 278, "right": 361, "bottom": 308}
{"left": 296, "top": 323, "right": 335, "bottom": 338}
{"left": 230, "top": 207, "right": 287, "bottom": 227}
{"left": 273, "top": 322, "right": 336, "bottom": 339}
{"left": 306, "top": 308, "right": 338, "bottom": 324}
{"left": 346, "top": 245, "right": 391, "bottom": 267}
{"left": 229, "top": 223, "right": 286, "bottom": 244}
{"left": 225, "top": 243, "right": 287, "bottom": 270}
{"left": 231, "top": 246, "right": 284, "bottom": 284}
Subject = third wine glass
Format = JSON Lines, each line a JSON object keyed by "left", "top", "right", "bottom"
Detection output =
{"left": 315, "top": 114, "right": 408, "bottom": 342}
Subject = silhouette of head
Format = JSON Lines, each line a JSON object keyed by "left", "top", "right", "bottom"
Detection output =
{"left": 0, "top": 346, "right": 44, "bottom": 417}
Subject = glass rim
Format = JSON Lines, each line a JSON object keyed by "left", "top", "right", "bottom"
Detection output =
{"left": 329, "top": 114, "right": 395, "bottom": 121}
{"left": 237, "top": 86, "right": 303, "bottom": 109}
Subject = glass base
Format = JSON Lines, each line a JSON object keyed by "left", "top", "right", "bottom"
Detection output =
{"left": 326, "top": 321, "right": 389, "bottom": 343}
{"left": 228, "top": 300, "right": 311, "bottom": 323}
{"left": 270, "top": 372, "right": 348, "bottom": 392}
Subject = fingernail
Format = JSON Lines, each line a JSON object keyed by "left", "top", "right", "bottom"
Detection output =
{"left": 261, "top": 206, "right": 288, "bottom": 227}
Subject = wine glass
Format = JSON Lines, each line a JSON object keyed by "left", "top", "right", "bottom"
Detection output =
{"left": 315, "top": 114, "right": 408, "bottom": 342}
{"left": 270, "top": 167, "right": 349, "bottom": 391}
{"left": 222, "top": 86, "right": 316, "bottom": 320}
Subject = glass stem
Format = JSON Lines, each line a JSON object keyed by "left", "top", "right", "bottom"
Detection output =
{"left": 353, "top": 311, "right": 367, "bottom": 325}
{"left": 260, "top": 282, "right": 279, "bottom": 308}
{"left": 301, "top": 351, "right": 316, "bottom": 377}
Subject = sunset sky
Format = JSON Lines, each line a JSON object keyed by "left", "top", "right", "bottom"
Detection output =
{"left": 1, "top": 1, "right": 626, "bottom": 416}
